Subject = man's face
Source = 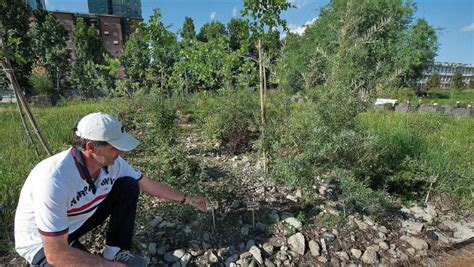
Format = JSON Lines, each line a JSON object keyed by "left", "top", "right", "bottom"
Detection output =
{"left": 92, "top": 144, "right": 125, "bottom": 167}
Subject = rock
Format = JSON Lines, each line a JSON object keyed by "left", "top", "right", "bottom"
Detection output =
{"left": 164, "top": 249, "right": 185, "bottom": 263}
{"left": 283, "top": 217, "right": 302, "bottom": 230}
{"left": 286, "top": 194, "right": 298, "bottom": 202}
{"left": 280, "top": 212, "right": 294, "bottom": 220}
{"left": 409, "top": 205, "right": 434, "bottom": 222}
{"left": 267, "top": 236, "right": 286, "bottom": 247}
{"left": 180, "top": 253, "right": 191, "bottom": 267}
{"left": 256, "top": 222, "right": 267, "bottom": 232}
{"left": 400, "top": 236, "right": 429, "bottom": 250}
{"left": 264, "top": 258, "right": 275, "bottom": 267}
{"left": 442, "top": 220, "right": 474, "bottom": 242}
{"left": 230, "top": 201, "right": 240, "bottom": 209}
{"left": 379, "top": 226, "right": 389, "bottom": 234}
{"left": 350, "top": 249, "right": 362, "bottom": 259}
{"left": 240, "top": 251, "right": 252, "bottom": 259}
{"left": 426, "top": 230, "right": 439, "bottom": 241}
{"left": 241, "top": 226, "right": 249, "bottom": 236}
{"left": 402, "top": 221, "right": 424, "bottom": 235}
{"left": 288, "top": 233, "right": 306, "bottom": 255}
{"left": 270, "top": 210, "right": 280, "bottom": 222}
{"left": 150, "top": 216, "right": 163, "bottom": 228}
{"left": 323, "top": 232, "right": 336, "bottom": 242}
{"left": 354, "top": 218, "right": 369, "bottom": 230}
{"left": 225, "top": 254, "right": 239, "bottom": 265}
{"left": 361, "top": 248, "right": 378, "bottom": 264}
{"left": 157, "top": 245, "right": 169, "bottom": 255}
{"left": 208, "top": 251, "right": 219, "bottom": 263}
{"left": 407, "top": 248, "right": 416, "bottom": 256}
{"left": 336, "top": 251, "right": 350, "bottom": 262}
{"left": 263, "top": 243, "right": 274, "bottom": 256}
{"left": 379, "top": 241, "right": 389, "bottom": 250}
{"left": 425, "top": 204, "right": 438, "bottom": 217}
{"left": 159, "top": 220, "right": 176, "bottom": 228}
{"left": 245, "top": 240, "right": 256, "bottom": 251}
{"left": 363, "top": 215, "right": 375, "bottom": 226}
{"left": 148, "top": 243, "right": 157, "bottom": 256}
{"left": 308, "top": 240, "right": 320, "bottom": 256}
{"left": 367, "top": 245, "right": 380, "bottom": 252}
{"left": 295, "top": 189, "right": 303, "bottom": 199}
{"left": 249, "top": 246, "right": 263, "bottom": 265}
{"left": 317, "top": 256, "right": 328, "bottom": 263}
{"left": 319, "top": 186, "right": 326, "bottom": 197}
{"left": 203, "top": 233, "right": 210, "bottom": 241}
{"left": 202, "top": 242, "right": 211, "bottom": 249}
{"left": 320, "top": 238, "right": 328, "bottom": 254}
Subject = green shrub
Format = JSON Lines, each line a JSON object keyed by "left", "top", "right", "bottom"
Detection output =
{"left": 338, "top": 169, "right": 394, "bottom": 219}
{"left": 265, "top": 96, "right": 375, "bottom": 188}
{"left": 188, "top": 89, "right": 259, "bottom": 154}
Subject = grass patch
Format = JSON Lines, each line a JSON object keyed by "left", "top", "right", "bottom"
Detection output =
{"left": 360, "top": 111, "right": 473, "bottom": 205}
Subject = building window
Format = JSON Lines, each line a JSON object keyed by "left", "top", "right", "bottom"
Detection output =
{"left": 63, "top": 19, "right": 72, "bottom": 24}
{"left": 113, "top": 40, "right": 119, "bottom": 45}
{"left": 104, "top": 22, "right": 109, "bottom": 26}
{"left": 113, "top": 32, "right": 118, "bottom": 36}
{"left": 104, "top": 31, "right": 110, "bottom": 35}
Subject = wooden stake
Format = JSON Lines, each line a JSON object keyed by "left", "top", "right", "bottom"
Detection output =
{"left": 1, "top": 36, "right": 53, "bottom": 157}
{"left": 257, "top": 39, "right": 267, "bottom": 174}
{"left": 12, "top": 84, "right": 40, "bottom": 159}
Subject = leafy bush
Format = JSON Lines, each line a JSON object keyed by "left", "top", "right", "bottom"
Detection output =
{"left": 29, "top": 71, "right": 54, "bottom": 95}
{"left": 338, "top": 169, "right": 394, "bottom": 219}
{"left": 265, "top": 96, "right": 375, "bottom": 188}
{"left": 188, "top": 89, "right": 259, "bottom": 154}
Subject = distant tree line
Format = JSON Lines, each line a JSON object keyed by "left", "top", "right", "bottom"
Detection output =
{"left": 1, "top": 0, "right": 445, "bottom": 100}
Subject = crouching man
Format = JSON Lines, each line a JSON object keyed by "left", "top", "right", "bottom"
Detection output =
{"left": 14, "top": 112, "right": 208, "bottom": 266}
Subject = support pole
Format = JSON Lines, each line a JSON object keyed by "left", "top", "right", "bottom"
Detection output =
{"left": 1, "top": 36, "right": 53, "bottom": 157}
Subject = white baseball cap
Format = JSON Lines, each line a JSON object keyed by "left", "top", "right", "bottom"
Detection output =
{"left": 75, "top": 112, "right": 139, "bottom": 151}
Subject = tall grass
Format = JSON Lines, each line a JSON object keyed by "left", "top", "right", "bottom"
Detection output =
{"left": 360, "top": 111, "right": 473, "bottom": 203}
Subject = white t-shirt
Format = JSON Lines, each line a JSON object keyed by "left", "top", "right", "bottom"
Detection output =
{"left": 14, "top": 148, "right": 142, "bottom": 263}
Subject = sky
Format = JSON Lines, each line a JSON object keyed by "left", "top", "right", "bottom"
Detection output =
{"left": 45, "top": 0, "right": 474, "bottom": 64}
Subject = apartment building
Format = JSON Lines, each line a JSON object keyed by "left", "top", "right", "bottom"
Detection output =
{"left": 51, "top": 11, "right": 142, "bottom": 58}
{"left": 88, "top": 0, "right": 142, "bottom": 19}
{"left": 419, "top": 62, "right": 474, "bottom": 88}
{"left": 25, "top": 0, "right": 45, "bottom": 10}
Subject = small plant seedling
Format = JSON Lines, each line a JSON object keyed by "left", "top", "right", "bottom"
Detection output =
{"left": 207, "top": 201, "right": 219, "bottom": 231}
{"left": 246, "top": 201, "right": 260, "bottom": 229}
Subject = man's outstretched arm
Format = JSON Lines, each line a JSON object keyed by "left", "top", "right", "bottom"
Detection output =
{"left": 138, "top": 175, "right": 208, "bottom": 212}
{"left": 41, "top": 233, "right": 125, "bottom": 266}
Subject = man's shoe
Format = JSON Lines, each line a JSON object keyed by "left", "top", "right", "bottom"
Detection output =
{"left": 113, "top": 250, "right": 148, "bottom": 267}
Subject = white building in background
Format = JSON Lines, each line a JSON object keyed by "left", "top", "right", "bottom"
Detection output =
{"left": 419, "top": 62, "right": 474, "bottom": 88}
{"left": 25, "top": 0, "right": 46, "bottom": 9}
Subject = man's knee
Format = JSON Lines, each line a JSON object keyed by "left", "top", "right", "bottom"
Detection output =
{"left": 112, "top": 177, "right": 140, "bottom": 198}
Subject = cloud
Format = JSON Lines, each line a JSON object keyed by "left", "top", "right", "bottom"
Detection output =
{"left": 288, "top": 17, "right": 318, "bottom": 35}
{"left": 44, "top": 0, "right": 53, "bottom": 10}
{"left": 232, "top": 6, "right": 238, "bottom": 17}
{"left": 461, "top": 23, "right": 474, "bottom": 32}
{"left": 210, "top": 12, "right": 216, "bottom": 20}
{"left": 288, "top": 0, "right": 310, "bottom": 9}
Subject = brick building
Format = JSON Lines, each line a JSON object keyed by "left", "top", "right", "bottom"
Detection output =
{"left": 51, "top": 11, "right": 142, "bottom": 59}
